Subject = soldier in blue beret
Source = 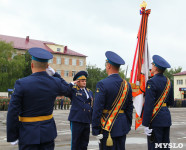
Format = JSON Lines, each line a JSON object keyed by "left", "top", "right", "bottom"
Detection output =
{"left": 92, "top": 51, "right": 133, "bottom": 150}
{"left": 7, "top": 47, "right": 73, "bottom": 150}
{"left": 142, "top": 55, "right": 174, "bottom": 150}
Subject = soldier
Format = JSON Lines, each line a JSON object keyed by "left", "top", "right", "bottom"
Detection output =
{"left": 57, "top": 99, "right": 60, "bottom": 109}
{"left": 69, "top": 71, "right": 94, "bottom": 150}
{"left": 92, "top": 51, "right": 133, "bottom": 150}
{"left": 60, "top": 96, "right": 64, "bottom": 110}
{"left": 64, "top": 97, "right": 67, "bottom": 110}
{"left": 0, "top": 101, "right": 2, "bottom": 111}
{"left": 46, "top": 68, "right": 94, "bottom": 149}
{"left": 54, "top": 99, "right": 57, "bottom": 110}
{"left": 6, "top": 47, "right": 74, "bottom": 150}
{"left": 142, "top": 55, "right": 174, "bottom": 150}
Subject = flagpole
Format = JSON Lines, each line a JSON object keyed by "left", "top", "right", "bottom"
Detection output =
{"left": 130, "top": 1, "right": 151, "bottom": 130}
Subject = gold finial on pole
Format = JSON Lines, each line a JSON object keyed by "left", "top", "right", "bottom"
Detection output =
{"left": 140, "top": 1, "right": 147, "bottom": 9}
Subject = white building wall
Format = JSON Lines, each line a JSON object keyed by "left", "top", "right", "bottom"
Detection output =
{"left": 174, "top": 75, "right": 186, "bottom": 99}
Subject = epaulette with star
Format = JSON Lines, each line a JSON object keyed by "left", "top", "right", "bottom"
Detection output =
{"left": 86, "top": 88, "right": 91, "bottom": 92}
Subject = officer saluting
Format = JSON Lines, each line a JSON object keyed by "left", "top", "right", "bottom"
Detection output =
{"left": 142, "top": 55, "right": 174, "bottom": 150}
{"left": 7, "top": 47, "right": 72, "bottom": 150}
{"left": 68, "top": 71, "right": 94, "bottom": 150}
{"left": 92, "top": 51, "right": 133, "bottom": 150}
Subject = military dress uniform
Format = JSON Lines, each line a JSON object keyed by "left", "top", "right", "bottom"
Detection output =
{"left": 142, "top": 55, "right": 174, "bottom": 150}
{"left": 7, "top": 47, "right": 73, "bottom": 150}
{"left": 70, "top": 71, "right": 94, "bottom": 150}
{"left": 54, "top": 71, "right": 94, "bottom": 150}
{"left": 92, "top": 51, "right": 133, "bottom": 150}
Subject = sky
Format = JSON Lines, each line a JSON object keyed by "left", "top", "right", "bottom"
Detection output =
{"left": 0, "top": 0, "right": 186, "bottom": 75}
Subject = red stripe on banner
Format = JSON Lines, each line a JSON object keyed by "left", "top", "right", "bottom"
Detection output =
{"left": 130, "top": 18, "right": 142, "bottom": 83}
{"left": 130, "top": 40, "right": 139, "bottom": 83}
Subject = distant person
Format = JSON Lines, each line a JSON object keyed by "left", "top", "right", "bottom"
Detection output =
{"left": 7, "top": 47, "right": 74, "bottom": 150}
{"left": 142, "top": 55, "right": 174, "bottom": 150}
{"left": 61, "top": 97, "right": 64, "bottom": 110}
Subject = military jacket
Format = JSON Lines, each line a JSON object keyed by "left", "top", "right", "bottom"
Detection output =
{"left": 92, "top": 74, "right": 133, "bottom": 137}
{"left": 142, "top": 73, "right": 174, "bottom": 127}
{"left": 54, "top": 73, "right": 94, "bottom": 124}
{"left": 68, "top": 85, "right": 93, "bottom": 124}
{"left": 7, "top": 72, "right": 72, "bottom": 144}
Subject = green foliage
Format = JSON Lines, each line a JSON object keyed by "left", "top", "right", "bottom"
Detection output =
{"left": 0, "top": 41, "right": 31, "bottom": 92}
{"left": 23, "top": 51, "right": 32, "bottom": 77}
{"left": 86, "top": 65, "right": 107, "bottom": 93}
{"left": 164, "top": 67, "right": 182, "bottom": 86}
{"left": 86, "top": 65, "right": 126, "bottom": 93}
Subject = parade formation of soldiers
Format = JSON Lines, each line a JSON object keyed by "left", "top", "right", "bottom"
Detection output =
{"left": 6, "top": 47, "right": 174, "bottom": 150}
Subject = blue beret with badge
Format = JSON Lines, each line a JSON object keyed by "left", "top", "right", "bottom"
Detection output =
{"left": 105, "top": 51, "right": 125, "bottom": 67}
{"left": 152, "top": 55, "right": 171, "bottom": 70}
{"left": 73, "top": 71, "right": 88, "bottom": 81}
{"left": 28, "top": 47, "right": 53, "bottom": 62}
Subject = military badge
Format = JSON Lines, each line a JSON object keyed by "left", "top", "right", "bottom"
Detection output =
{"left": 76, "top": 92, "right": 82, "bottom": 96}
{"left": 96, "top": 88, "right": 100, "bottom": 93}
{"left": 147, "top": 85, "right": 151, "bottom": 89}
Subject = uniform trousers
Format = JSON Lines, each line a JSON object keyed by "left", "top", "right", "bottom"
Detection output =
{"left": 19, "top": 140, "right": 54, "bottom": 150}
{"left": 99, "top": 135, "right": 126, "bottom": 150}
{"left": 147, "top": 127, "right": 170, "bottom": 150}
{"left": 70, "top": 121, "right": 90, "bottom": 150}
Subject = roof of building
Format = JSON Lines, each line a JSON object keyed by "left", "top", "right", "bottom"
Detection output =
{"left": 174, "top": 71, "right": 186, "bottom": 76}
{"left": 0, "top": 34, "right": 86, "bottom": 57}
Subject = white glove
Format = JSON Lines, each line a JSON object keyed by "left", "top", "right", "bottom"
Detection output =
{"left": 71, "top": 80, "right": 79, "bottom": 86}
{"left": 96, "top": 134, "right": 103, "bottom": 140}
{"left": 46, "top": 66, "right": 55, "bottom": 76}
{"left": 144, "top": 127, "right": 153, "bottom": 136}
{"left": 11, "top": 139, "right": 19, "bottom": 145}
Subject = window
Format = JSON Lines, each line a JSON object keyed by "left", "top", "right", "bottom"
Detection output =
{"left": 57, "top": 48, "right": 61, "bottom": 52}
{"left": 56, "top": 70, "right": 61, "bottom": 75}
{"left": 177, "top": 80, "right": 183, "bottom": 85}
{"left": 56, "top": 57, "right": 61, "bottom": 64}
{"left": 72, "top": 59, "right": 76, "bottom": 66}
{"left": 65, "top": 58, "right": 69, "bottom": 65}
{"left": 79, "top": 60, "right": 83, "bottom": 66}
{"left": 64, "top": 71, "right": 69, "bottom": 77}
{"left": 72, "top": 71, "right": 76, "bottom": 77}
{"left": 48, "top": 59, "right": 53, "bottom": 64}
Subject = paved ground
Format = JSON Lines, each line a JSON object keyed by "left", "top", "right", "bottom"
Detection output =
{"left": 0, "top": 108, "right": 186, "bottom": 150}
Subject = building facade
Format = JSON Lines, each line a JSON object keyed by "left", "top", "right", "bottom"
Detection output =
{"left": 174, "top": 71, "right": 186, "bottom": 99}
{"left": 0, "top": 34, "right": 86, "bottom": 83}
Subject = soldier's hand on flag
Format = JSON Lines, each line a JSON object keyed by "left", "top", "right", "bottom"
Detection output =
{"left": 144, "top": 127, "right": 153, "bottom": 136}
{"left": 46, "top": 66, "right": 55, "bottom": 76}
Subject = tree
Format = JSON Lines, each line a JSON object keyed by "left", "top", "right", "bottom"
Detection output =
{"left": 0, "top": 41, "right": 26, "bottom": 91}
{"left": 86, "top": 65, "right": 107, "bottom": 93}
{"left": 86, "top": 65, "right": 126, "bottom": 93}
{"left": 23, "top": 51, "right": 32, "bottom": 77}
{"left": 164, "top": 67, "right": 182, "bottom": 86}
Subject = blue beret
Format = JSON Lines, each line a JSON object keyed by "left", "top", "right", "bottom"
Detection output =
{"left": 152, "top": 55, "right": 171, "bottom": 70}
{"left": 73, "top": 71, "right": 88, "bottom": 81}
{"left": 105, "top": 51, "right": 125, "bottom": 67}
{"left": 28, "top": 47, "right": 53, "bottom": 62}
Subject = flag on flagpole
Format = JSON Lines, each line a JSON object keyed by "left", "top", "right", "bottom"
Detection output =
{"left": 130, "top": 1, "right": 151, "bottom": 130}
